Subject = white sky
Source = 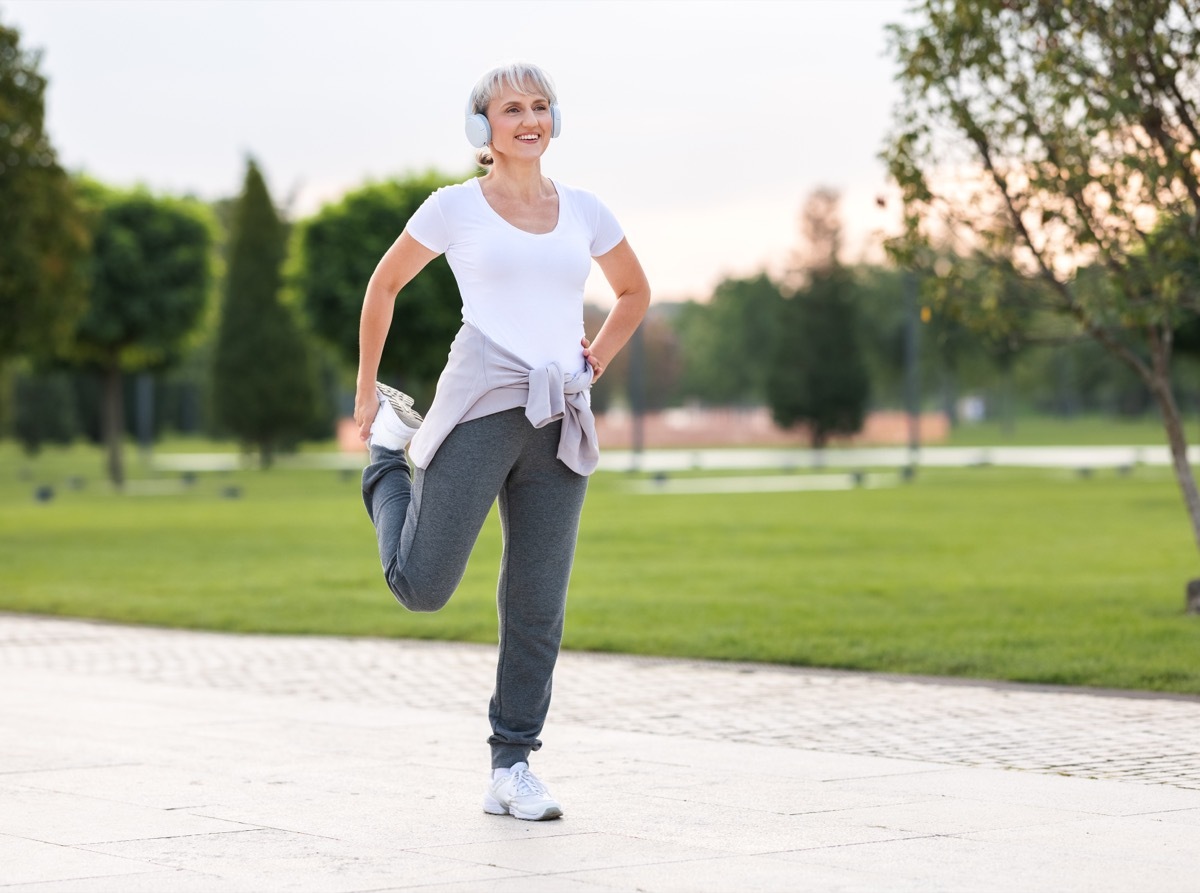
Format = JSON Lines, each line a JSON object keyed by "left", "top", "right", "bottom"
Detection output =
{"left": 2, "top": 0, "right": 910, "bottom": 303}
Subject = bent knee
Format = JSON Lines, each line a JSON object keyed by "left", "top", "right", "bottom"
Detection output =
{"left": 386, "top": 573, "right": 455, "bottom": 613}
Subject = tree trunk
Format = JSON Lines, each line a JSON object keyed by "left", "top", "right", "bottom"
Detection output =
{"left": 1099, "top": 327, "right": 1200, "bottom": 613}
{"left": 103, "top": 363, "right": 125, "bottom": 488}
{"left": 1145, "top": 339, "right": 1200, "bottom": 614}
{"left": 1153, "top": 381, "right": 1200, "bottom": 617}
{"left": 1151, "top": 379, "right": 1200, "bottom": 551}
{"left": 942, "top": 366, "right": 959, "bottom": 428}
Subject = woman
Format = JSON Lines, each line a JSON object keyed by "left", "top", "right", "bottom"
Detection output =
{"left": 354, "top": 62, "right": 650, "bottom": 821}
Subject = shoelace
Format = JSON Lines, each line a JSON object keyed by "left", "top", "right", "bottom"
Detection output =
{"left": 508, "top": 767, "right": 549, "bottom": 798}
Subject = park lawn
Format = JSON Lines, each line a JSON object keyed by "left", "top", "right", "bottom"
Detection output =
{"left": 3, "top": 441, "right": 1200, "bottom": 694}
{"left": 940, "top": 413, "right": 1175, "bottom": 447}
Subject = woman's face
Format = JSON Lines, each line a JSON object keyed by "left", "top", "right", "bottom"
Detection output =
{"left": 485, "top": 86, "right": 553, "bottom": 160}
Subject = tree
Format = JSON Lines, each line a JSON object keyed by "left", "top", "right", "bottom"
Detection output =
{"left": 71, "top": 184, "right": 213, "bottom": 486}
{"left": 12, "top": 367, "right": 77, "bottom": 454}
{"left": 885, "top": 0, "right": 1200, "bottom": 600}
{"left": 0, "top": 20, "right": 89, "bottom": 361}
{"left": 295, "top": 172, "right": 466, "bottom": 405}
{"left": 768, "top": 190, "right": 870, "bottom": 447}
{"left": 212, "top": 159, "right": 315, "bottom": 466}
{"left": 769, "top": 271, "right": 871, "bottom": 447}
{"left": 675, "top": 273, "right": 783, "bottom": 405}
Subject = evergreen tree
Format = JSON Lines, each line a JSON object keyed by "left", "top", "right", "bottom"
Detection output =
{"left": 212, "top": 159, "right": 314, "bottom": 466}
{"left": 768, "top": 270, "right": 870, "bottom": 448}
{"left": 0, "top": 20, "right": 89, "bottom": 361}
{"left": 768, "top": 190, "right": 869, "bottom": 447}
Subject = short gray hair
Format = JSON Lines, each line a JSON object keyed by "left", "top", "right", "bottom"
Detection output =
{"left": 468, "top": 62, "right": 558, "bottom": 117}
{"left": 468, "top": 62, "right": 558, "bottom": 167}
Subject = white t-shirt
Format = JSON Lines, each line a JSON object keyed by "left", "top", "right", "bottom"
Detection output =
{"left": 404, "top": 177, "right": 624, "bottom": 373}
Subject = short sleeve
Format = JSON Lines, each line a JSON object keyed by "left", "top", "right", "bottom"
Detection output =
{"left": 590, "top": 195, "right": 625, "bottom": 257}
{"left": 404, "top": 190, "right": 450, "bottom": 254}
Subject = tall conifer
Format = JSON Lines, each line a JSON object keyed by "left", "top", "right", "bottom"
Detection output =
{"left": 212, "top": 159, "right": 314, "bottom": 466}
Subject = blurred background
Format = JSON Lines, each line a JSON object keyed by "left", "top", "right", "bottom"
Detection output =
{"left": 5, "top": 0, "right": 1200, "bottom": 686}
{"left": 6, "top": 0, "right": 1193, "bottom": 475}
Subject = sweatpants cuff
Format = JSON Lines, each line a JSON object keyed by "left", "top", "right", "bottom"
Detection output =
{"left": 490, "top": 745, "right": 534, "bottom": 770}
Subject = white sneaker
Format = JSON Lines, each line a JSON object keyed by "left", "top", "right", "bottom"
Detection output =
{"left": 370, "top": 382, "right": 423, "bottom": 450}
{"left": 483, "top": 762, "right": 563, "bottom": 821}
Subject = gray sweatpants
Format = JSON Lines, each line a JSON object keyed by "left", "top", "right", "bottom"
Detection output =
{"left": 361, "top": 408, "right": 589, "bottom": 769}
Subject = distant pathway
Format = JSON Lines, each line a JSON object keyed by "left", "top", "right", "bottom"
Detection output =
{"left": 151, "top": 443, "right": 1188, "bottom": 474}
{"left": 4, "top": 613, "right": 1200, "bottom": 791}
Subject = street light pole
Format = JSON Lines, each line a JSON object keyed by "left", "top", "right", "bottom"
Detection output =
{"left": 904, "top": 272, "right": 921, "bottom": 462}
{"left": 628, "top": 323, "right": 646, "bottom": 460}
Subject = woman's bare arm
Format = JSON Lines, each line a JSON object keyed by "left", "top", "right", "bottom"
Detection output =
{"left": 354, "top": 231, "right": 440, "bottom": 440}
{"left": 584, "top": 238, "right": 651, "bottom": 380}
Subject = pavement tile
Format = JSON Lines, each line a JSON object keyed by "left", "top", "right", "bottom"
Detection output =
{"left": 628, "top": 771, "right": 934, "bottom": 816}
{"left": 961, "top": 814, "right": 1200, "bottom": 863}
{"left": 1137, "top": 807, "right": 1200, "bottom": 827}
{"left": 828, "top": 767, "right": 1200, "bottom": 816}
{"left": 8, "top": 764, "right": 269, "bottom": 812}
{"left": 551, "top": 727, "right": 954, "bottom": 781}
{"left": 193, "top": 789, "right": 589, "bottom": 851}
{"left": 773, "top": 833, "right": 1194, "bottom": 893}
{"left": 0, "top": 869, "right": 267, "bottom": 892}
{"left": 384, "top": 873, "right": 621, "bottom": 892}
{"left": 87, "top": 827, "right": 522, "bottom": 893}
{"left": 789, "top": 795, "right": 1099, "bottom": 836}
{"left": 557, "top": 854, "right": 902, "bottom": 893}
{"left": 0, "top": 832, "right": 160, "bottom": 886}
{"left": 0, "top": 784, "right": 255, "bottom": 846}
{"left": 411, "top": 831, "right": 726, "bottom": 874}
{"left": 553, "top": 790, "right": 918, "bottom": 854}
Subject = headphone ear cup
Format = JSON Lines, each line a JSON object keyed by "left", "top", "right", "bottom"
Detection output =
{"left": 465, "top": 113, "right": 491, "bottom": 148}
{"left": 550, "top": 104, "right": 562, "bottom": 139}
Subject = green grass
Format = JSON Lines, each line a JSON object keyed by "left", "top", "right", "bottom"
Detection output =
{"left": 942, "top": 413, "right": 1174, "bottom": 447}
{"left": 3, "top": 438, "right": 1200, "bottom": 694}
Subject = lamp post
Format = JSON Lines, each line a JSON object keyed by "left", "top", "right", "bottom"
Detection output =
{"left": 904, "top": 271, "right": 921, "bottom": 464}
{"left": 628, "top": 323, "right": 646, "bottom": 462}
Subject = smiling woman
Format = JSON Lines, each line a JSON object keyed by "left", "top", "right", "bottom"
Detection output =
{"left": 465, "top": 63, "right": 561, "bottom": 170}
{"left": 352, "top": 61, "right": 651, "bottom": 823}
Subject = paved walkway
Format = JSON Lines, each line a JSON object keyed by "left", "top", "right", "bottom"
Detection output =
{"left": 3, "top": 614, "right": 1199, "bottom": 892}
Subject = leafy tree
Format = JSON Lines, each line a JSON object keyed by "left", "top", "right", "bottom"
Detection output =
{"left": 849, "top": 267, "right": 909, "bottom": 408}
{"left": 212, "top": 159, "right": 315, "bottom": 466}
{"left": 885, "top": 0, "right": 1200, "bottom": 580}
{"left": 768, "top": 270, "right": 871, "bottom": 447}
{"left": 0, "top": 20, "right": 89, "bottom": 361}
{"left": 12, "top": 367, "right": 77, "bottom": 454}
{"left": 676, "top": 273, "right": 783, "bottom": 405}
{"left": 71, "top": 184, "right": 213, "bottom": 486}
{"left": 768, "top": 189, "right": 870, "bottom": 447}
{"left": 295, "top": 172, "right": 467, "bottom": 405}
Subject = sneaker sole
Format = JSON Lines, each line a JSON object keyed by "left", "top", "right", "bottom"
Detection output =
{"left": 482, "top": 795, "right": 563, "bottom": 821}
{"left": 375, "top": 382, "right": 424, "bottom": 429}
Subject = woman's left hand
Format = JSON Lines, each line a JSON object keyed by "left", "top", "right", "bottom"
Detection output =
{"left": 581, "top": 336, "right": 604, "bottom": 381}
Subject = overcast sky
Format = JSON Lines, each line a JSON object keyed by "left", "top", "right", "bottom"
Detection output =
{"left": 3, "top": 0, "right": 911, "bottom": 302}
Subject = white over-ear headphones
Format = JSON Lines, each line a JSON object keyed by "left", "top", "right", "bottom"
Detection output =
{"left": 465, "top": 98, "right": 561, "bottom": 148}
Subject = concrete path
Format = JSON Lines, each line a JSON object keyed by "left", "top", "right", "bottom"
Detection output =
{"left": 3, "top": 614, "right": 1199, "bottom": 892}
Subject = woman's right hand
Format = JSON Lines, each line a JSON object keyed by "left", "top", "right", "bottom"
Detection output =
{"left": 354, "top": 385, "right": 380, "bottom": 442}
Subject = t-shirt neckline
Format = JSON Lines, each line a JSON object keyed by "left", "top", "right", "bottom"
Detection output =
{"left": 472, "top": 177, "right": 561, "bottom": 236}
